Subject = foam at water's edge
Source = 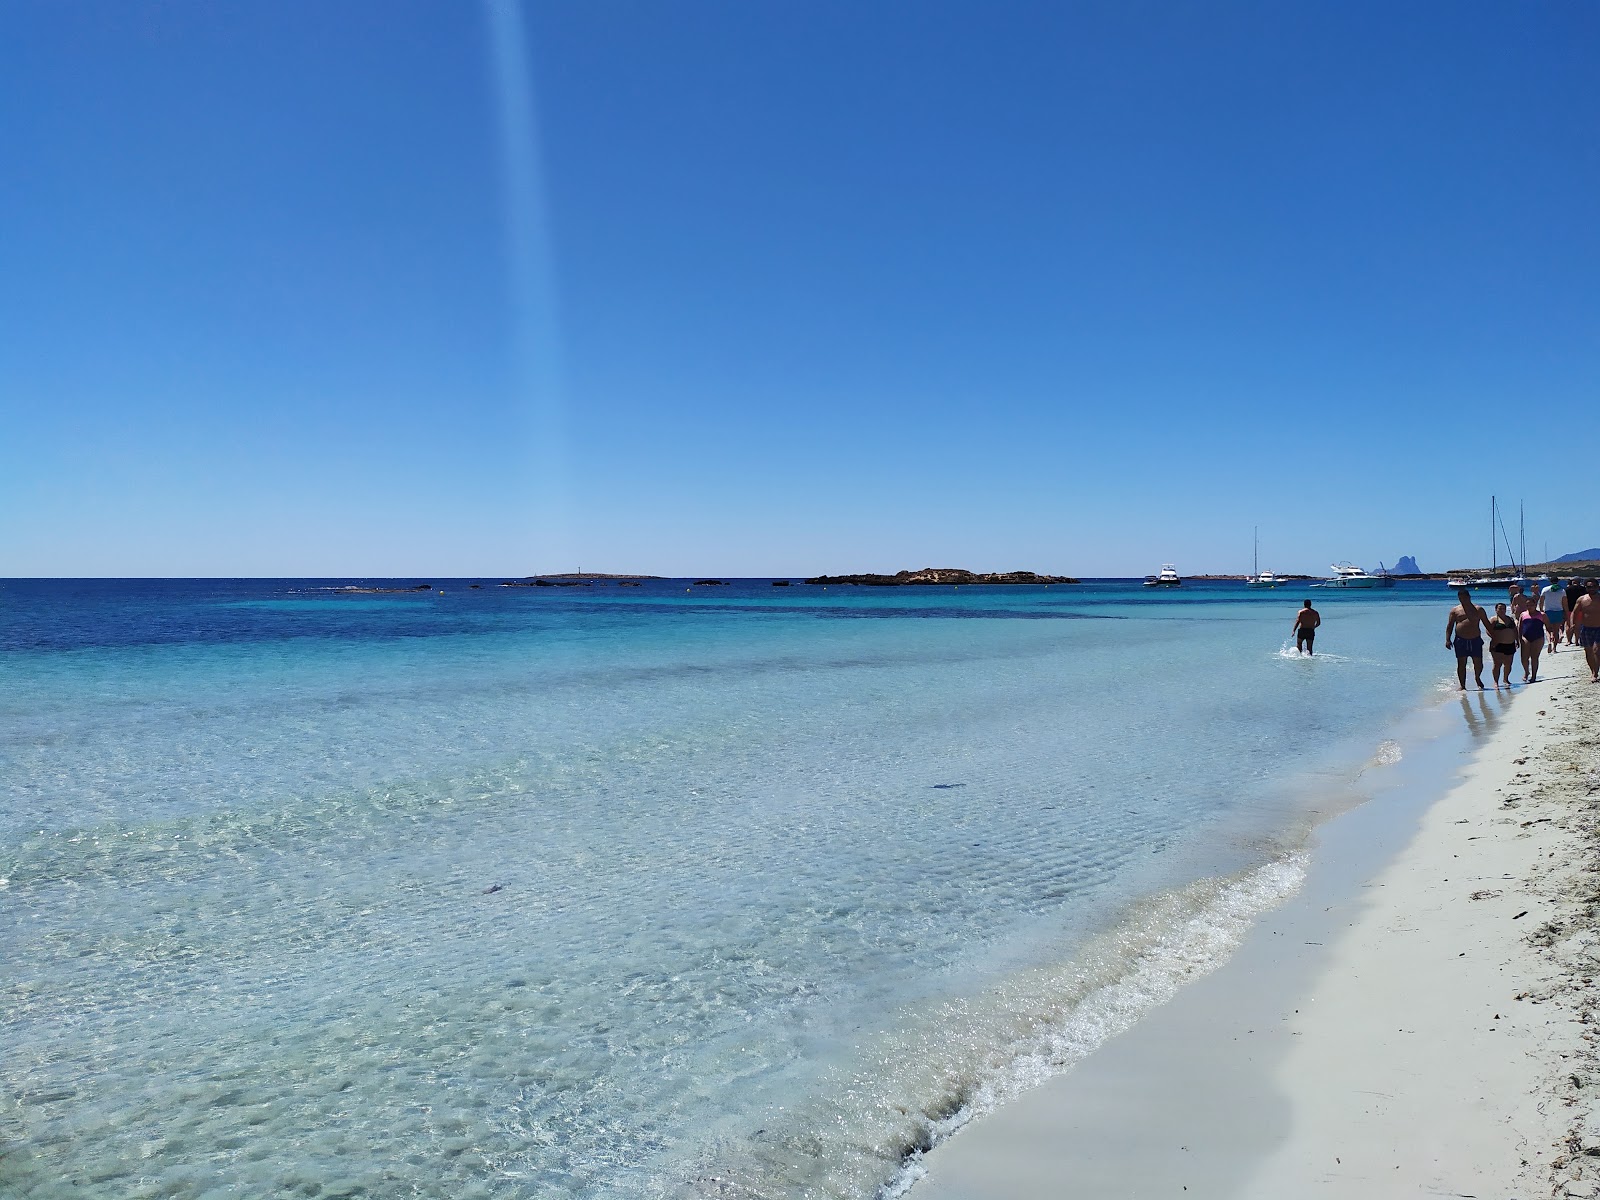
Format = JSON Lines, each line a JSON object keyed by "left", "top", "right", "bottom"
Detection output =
{"left": 882, "top": 854, "right": 1307, "bottom": 1198}
{"left": 1274, "top": 640, "right": 1352, "bottom": 663}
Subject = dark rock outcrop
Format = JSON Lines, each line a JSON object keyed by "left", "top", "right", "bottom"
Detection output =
{"left": 804, "top": 568, "right": 1078, "bottom": 586}
{"left": 501, "top": 573, "right": 659, "bottom": 587}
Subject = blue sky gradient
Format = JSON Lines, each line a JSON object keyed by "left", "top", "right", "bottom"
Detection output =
{"left": 3, "top": 1, "right": 1596, "bottom": 577}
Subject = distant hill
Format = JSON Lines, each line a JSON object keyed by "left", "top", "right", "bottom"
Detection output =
{"left": 1391, "top": 555, "right": 1420, "bottom": 574}
{"left": 804, "top": 567, "right": 1079, "bottom": 586}
{"left": 1556, "top": 549, "right": 1600, "bottom": 564}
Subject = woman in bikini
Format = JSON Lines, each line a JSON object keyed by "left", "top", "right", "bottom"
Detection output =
{"left": 1519, "top": 601, "right": 1549, "bottom": 683}
{"left": 1486, "top": 602, "right": 1520, "bottom": 689}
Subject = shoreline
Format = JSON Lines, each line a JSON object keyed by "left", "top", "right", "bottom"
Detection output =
{"left": 911, "top": 649, "right": 1599, "bottom": 1198}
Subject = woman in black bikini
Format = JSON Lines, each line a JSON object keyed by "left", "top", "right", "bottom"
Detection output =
{"left": 1519, "top": 603, "right": 1548, "bottom": 683}
{"left": 1486, "top": 602, "right": 1519, "bottom": 689}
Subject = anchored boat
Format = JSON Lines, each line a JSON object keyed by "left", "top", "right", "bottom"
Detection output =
{"left": 1457, "top": 497, "right": 1528, "bottom": 590}
{"left": 1143, "top": 564, "right": 1182, "bottom": 588}
{"left": 1244, "top": 527, "right": 1284, "bottom": 587}
{"left": 1317, "top": 562, "right": 1396, "bottom": 589}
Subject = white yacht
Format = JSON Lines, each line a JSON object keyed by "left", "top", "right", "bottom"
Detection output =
{"left": 1317, "top": 562, "right": 1395, "bottom": 589}
{"left": 1143, "top": 564, "right": 1182, "bottom": 588}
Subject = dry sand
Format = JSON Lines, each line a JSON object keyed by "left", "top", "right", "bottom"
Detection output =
{"left": 913, "top": 648, "right": 1600, "bottom": 1199}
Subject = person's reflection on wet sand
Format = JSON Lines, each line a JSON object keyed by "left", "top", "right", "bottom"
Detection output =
{"left": 1458, "top": 689, "right": 1498, "bottom": 739}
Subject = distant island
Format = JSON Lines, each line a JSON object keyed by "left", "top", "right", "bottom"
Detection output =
{"left": 330, "top": 584, "right": 434, "bottom": 593}
{"left": 501, "top": 573, "right": 662, "bottom": 587}
{"left": 804, "top": 568, "right": 1078, "bottom": 586}
{"left": 1413, "top": 555, "right": 1600, "bottom": 581}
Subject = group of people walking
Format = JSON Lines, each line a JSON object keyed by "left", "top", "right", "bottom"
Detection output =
{"left": 1447, "top": 577, "right": 1600, "bottom": 689}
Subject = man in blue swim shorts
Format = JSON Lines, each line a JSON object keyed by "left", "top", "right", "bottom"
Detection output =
{"left": 1446, "top": 587, "right": 1488, "bottom": 690}
{"left": 1576, "top": 584, "right": 1600, "bottom": 683}
{"left": 1540, "top": 577, "right": 1567, "bottom": 652}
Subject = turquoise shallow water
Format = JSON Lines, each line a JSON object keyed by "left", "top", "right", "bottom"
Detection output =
{"left": 2, "top": 578, "right": 1461, "bottom": 1198}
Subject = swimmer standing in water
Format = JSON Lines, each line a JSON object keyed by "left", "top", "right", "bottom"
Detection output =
{"left": 1292, "top": 599, "right": 1321, "bottom": 655}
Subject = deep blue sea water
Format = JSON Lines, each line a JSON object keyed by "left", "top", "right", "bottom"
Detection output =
{"left": 2, "top": 578, "right": 1467, "bottom": 1198}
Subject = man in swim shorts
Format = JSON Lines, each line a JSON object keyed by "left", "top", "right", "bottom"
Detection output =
{"left": 1292, "top": 599, "right": 1321, "bottom": 655}
{"left": 1540, "top": 577, "right": 1567, "bottom": 653}
{"left": 1567, "top": 578, "right": 1587, "bottom": 645}
{"left": 1578, "top": 585, "right": 1600, "bottom": 683}
{"left": 1446, "top": 587, "right": 1489, "bottom": 690}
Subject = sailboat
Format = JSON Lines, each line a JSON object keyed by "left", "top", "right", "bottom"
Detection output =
{"left": 1245, "top": 527, "right": 1285, "bottom": 588}
{"left": 1464, "top": 497, "right": 1527, "bottom": 589}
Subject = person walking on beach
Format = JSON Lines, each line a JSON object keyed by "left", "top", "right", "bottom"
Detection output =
{"left": 1293, "top": 599, "right": 1321, "bottom": 655}
{"left": 1567, "top": 578, "right": 1587, "bottom": 646}
{"left": 1519, "top": 602, "right": 1548, "bottom": 683}
{"left": 1579, "top": 585, "right": 1600, "bottom": 682}
{"left": 1539, "top": 578, "right": 1567, "bottom": 654}
{"left": 1486, "top": 602, "right": 1519, "bottom": 689}
{"left": 1447, "top": 587, "right": 1489, "bottom": 690}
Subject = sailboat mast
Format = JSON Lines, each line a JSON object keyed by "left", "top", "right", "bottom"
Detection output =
{"left": 1491, "top": 496, "right": 1496, "bottom": 573}
{"left": 1254, "top": 526, "right": 1258, "bottom": 577}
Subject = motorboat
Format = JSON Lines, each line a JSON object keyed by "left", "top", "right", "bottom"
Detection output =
{"left": 1143, "top": 564, "right": 1182, "bottom": 588}
{"left": 1317, "top": 562, "right": 1395, "bottom": 589}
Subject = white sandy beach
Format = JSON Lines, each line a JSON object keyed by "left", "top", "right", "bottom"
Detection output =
{"left": 915, "top": 648, "right": 1600, "bottom": 1199}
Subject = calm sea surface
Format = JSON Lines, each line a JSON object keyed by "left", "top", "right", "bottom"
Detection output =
{"left": 3, "top": 578, "right": 1463, "bottom": 1198}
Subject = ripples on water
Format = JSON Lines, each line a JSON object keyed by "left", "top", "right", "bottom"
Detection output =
{"left": 2, "top": 579, "right": 1453, "bottom": 1198}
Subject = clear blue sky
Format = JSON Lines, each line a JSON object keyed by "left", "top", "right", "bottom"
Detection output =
{"left": 3, "top": 1, "right": 1595, "bottom": 577}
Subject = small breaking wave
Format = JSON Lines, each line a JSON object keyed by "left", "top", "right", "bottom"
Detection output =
{"left": 684, "top": 854, "right": 1308, "bottom": 1200}
{"left": 882, "top": 854, "right": 1306, "bottom": 1195}
{"left": 1275, "top": 640, "right": 1349, "bottom": 662}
